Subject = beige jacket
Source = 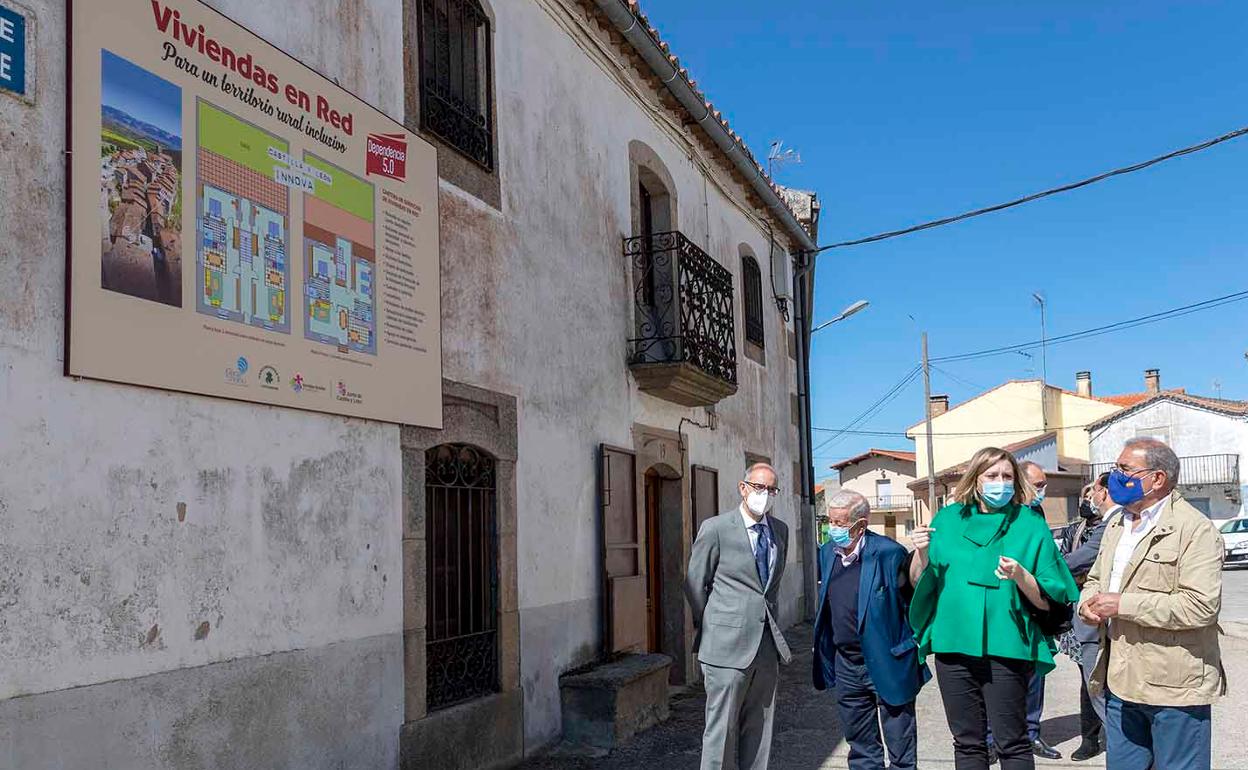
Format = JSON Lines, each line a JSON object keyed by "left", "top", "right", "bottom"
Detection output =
{"left": 1080, "top": 493, "right": 1225, "bottom": 706}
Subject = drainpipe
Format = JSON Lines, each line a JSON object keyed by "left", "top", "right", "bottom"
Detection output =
{"left": 793, "top": 249, "right": 818, "bottom": 620}
{"left": 589, "top": 0, "right": 817, "bottom": 254}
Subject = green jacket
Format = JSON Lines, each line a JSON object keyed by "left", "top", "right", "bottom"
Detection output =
{"left": 910, "top": 501, "right": 1079, "bottom": 675}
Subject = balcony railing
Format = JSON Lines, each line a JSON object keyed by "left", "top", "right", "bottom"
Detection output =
{"left": 1089, "top": 454, "right": 1240, "bottom": 487}
{"left": 869, "top": 495, "right": 914, "bottom": 511}
{"left": 625, "top": 231, "right": 737, "bottom": 405}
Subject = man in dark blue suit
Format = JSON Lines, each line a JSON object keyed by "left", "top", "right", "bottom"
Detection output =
{"left": 812, "top": 491, "right": 928, "bottom": 770}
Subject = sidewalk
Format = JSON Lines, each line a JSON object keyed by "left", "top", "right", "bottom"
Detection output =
{"left": 521, "top": 623, "right": 1248, "bottom": 769}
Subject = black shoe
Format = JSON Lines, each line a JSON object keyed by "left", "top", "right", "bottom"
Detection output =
{"left": 987, "top": 744, "right": 999, "bottom": 765}
{"left": 1031, "top": 738, "right": 1062, "bottom": 760}
{"left": 1071, "top": 741, "right": 1103, "bottom": 761}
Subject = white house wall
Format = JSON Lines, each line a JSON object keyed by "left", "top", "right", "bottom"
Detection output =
{"left": 1089, "top": 401, "right": 1247, "bottom": 520}
{"left": 491, "top": 1, "right": 803, "bottom": 745}
{"left": 1, "top": 0, "right": 808, "bottom": 764}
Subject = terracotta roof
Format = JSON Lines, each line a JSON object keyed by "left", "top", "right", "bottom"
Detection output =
{"left": 1088, "top": 391, "right": 1248, "bottom": 430}
{"left": 814, "top": 483, "right": 825, "bottom": 495}
{"left": 618, "top": 0, "right": 801, "bottom": 223}
{"left": 831, "top": 448, "right": 917, "bottom": 471}
{"left": 1095, "top": 388, "right": 1186, "bottom": 408}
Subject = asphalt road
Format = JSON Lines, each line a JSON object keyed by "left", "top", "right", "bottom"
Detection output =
{"left": 1221, "top": 563, "right": 1248, "bottom": 625}
{"left": 522, "top": 621, "right": 1248, "bottom": 770}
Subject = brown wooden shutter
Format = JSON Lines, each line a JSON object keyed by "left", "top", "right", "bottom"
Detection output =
{"left": 599, "top": 444, "right": 646, "bottom": 654}
{"left": 691, "top": 465, "right": 720, "bottom": 533}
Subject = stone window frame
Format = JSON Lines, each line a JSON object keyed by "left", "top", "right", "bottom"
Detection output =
{"left": 399, "top": 379, "right": 521, "bottom": 768}
{"left": 403, "top": 0, "right": 502, "bottom": 209}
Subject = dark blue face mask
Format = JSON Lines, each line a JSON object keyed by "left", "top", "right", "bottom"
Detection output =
{"left": 1108, "top": 468, "right": 1151, "bottom": 506}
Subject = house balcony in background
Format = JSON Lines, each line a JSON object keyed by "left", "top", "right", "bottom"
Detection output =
{"left": 1090, "top": 454, "right": 1240, "bottom": 488}
{"left": 869, "top": 495, "right": 914, "bottom": 512}
{"left": 626, "top": 230, "right": 738, "bottom": 407}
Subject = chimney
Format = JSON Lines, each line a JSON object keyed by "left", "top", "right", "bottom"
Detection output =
{"left": 1075, "top": 371, "right": 1093, "bottom": 398}
{"left": 1145, "top": 368, "right": 1161, "bottom": 395}
{"left": 929, "top": 394, "right": 949, "bottom": 417}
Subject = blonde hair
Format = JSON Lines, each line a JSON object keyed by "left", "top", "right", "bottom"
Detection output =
{"left": 950, "top": 447, "right": 1036, "bottom": 509}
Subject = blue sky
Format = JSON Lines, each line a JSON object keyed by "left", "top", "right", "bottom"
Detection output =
{"left": 640, "top": 0, "right": 1248, "bottom": 477}
{"left": 101, "top": 49, "right": 182, "bottom": 137}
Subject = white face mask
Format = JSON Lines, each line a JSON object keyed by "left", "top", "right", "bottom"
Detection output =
{"left": 746, "top": 489, "right": 774, "bottom": 516}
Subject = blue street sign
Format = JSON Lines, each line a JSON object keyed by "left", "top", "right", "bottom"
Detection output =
{"left": 0, "top": 3, "right": 27, "bottom": 98}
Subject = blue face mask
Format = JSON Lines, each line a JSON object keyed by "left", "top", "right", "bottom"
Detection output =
{"left": 1108, "top": 468, "right": 1149, "bottom": 506}
{"left": 980, "top": 481, "right": 1014, "bottom": 510}
{"left": 1031, "top": 488, "right": 1046, "bottom": 506}
{"left": 828, "top": 525, "right": 853, "bottom": 548}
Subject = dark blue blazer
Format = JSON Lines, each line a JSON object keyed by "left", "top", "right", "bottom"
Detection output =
{"left": 811, "top": 531, "right": 930, "bottom": 706}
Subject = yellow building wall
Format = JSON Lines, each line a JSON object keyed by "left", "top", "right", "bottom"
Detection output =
{"left": 909, "top": 381, "right": 1047, "bottom": 475}
{"left": 1054, "top": 392, "right": 1121, "bottom": 462}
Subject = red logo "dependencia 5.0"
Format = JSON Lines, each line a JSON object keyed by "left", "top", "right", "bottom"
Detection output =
{"left": 366, "top": 133, "right": 407, "bottom": 181}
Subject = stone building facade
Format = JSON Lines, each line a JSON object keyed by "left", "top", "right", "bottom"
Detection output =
{"left": 0, "top": 0, "right": 818, "bottom": 767}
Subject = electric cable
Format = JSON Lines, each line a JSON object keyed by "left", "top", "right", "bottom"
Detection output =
{"left": 803, "top": 125, "right": 1248, "bottom": 257}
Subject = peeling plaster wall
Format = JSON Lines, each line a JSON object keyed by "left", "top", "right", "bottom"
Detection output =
{"left": 2, "top": 0, "right": 809, "bottom": 761}
{"left": 441, "top": 0, "right": 806, "bottom": 748}
{"left": 0, "top": 0, "right": 406, "bottom": 767}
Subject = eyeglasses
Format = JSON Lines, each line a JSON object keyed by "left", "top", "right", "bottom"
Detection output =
{"left": 1114, "top": 464, "right": 1157, "bottom": 477}
{"left": 743, "top": 480, "right": 781, "bottom": 496}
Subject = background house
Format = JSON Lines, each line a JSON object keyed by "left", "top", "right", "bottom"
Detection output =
{"left": 904, "top": 372, "right": 1158, "bottom": 526}
{"left": 1088, "top": 371, "right": 1248, "bottom": 523}
{"left": 830, "top": 449, "right": 917, "bottom": 539}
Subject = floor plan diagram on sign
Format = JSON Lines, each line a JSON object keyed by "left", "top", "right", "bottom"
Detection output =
{"left": 195, "top": 100, "right": 291, "bottom": 334}
{"left": 302, "top": 153, "right": 377, "bottom": 356}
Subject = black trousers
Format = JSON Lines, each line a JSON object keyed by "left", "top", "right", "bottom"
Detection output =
{"left": 834, "top": 650, "right": 917, "bottom": 770}
{"left": 935, "top": 654, "right": 1035, "bottom": 770}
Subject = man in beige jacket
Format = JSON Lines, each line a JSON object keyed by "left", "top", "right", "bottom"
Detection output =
{"left": 1079, "top": 437, "right": 1224, "bottom": 770}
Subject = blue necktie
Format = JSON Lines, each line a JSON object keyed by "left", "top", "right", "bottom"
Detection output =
{"left": 752, "top": 522, "right": 771, "bottom": 588}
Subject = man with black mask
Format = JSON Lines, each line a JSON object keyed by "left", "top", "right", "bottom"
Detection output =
{"left": 1060, "top": 473, "right": 1116, "bottom": 760}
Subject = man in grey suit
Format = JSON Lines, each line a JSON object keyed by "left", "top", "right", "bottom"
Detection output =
{"left": 684, "top": 462, "right": 793, "bottom": 770}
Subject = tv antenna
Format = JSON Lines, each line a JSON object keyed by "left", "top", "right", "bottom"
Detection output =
{"left": 767, "top": 140, "right": 801, "bottom": 178}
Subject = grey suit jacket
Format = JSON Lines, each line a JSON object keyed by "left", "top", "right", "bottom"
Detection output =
{"left": 683, "top": 507, "right": 793, "bottom": 669}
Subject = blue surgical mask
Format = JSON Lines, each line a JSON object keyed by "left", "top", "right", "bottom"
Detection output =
{"left": 980, "top": 481, "right": 1014, "bottom": 510}
{"left": 828, "top": 526, "right": 853, "bottom": 548}
{"left": 1031, "top": 489, "right": 1046, "bottom": 506}
{"left": 1108, "top": 468, "right": 1148, "bottom": 506}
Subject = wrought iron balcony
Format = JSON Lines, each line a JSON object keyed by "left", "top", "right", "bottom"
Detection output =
{"left": 1089, "top": 453, "right": 1240, "bottom": 487}
{"left": 625, "top": 230, "right": 738, "bottom": 407}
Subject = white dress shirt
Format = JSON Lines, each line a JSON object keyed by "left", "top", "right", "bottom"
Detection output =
{"left": 740, "top": 505, "right": 778, "bottom": 584}
{"left": 834, "top": 535, "right": 865, "bottom": 567}
{"left": 1108, "top": 497, "right": 1167, "bottom": 593}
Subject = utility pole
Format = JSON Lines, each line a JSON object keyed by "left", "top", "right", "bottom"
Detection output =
{"left": 922, "top": 333, "right": 937, "bottom": 526}
{"left": 1034, "top": 293, "right": 1048, "bottom": 429}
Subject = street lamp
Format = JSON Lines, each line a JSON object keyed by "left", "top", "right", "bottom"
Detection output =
{"left": 812, "top": 300, "right": 870, "bottom": 333}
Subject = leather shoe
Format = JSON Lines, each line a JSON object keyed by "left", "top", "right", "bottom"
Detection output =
{"left": 1071, "top": 741, "right": 1103, "bottom": 761}
{"left": 1031, "top": 738, "right": 1062, "bottom": 760}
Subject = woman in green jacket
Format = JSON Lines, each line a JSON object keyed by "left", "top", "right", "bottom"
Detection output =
{"left": 909, "top": 447, "right": 1078, "bottom": 770}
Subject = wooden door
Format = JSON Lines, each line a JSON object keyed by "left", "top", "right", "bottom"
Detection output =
{"left": 691, "top": 465, "right": 720, "bottom": 534}
{"left": 599, "top": 445, "right": 646, "bottom": 654}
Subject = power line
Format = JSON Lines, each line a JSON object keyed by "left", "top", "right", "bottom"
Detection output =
{"left": 804, "top": 124, "right": 1248, "bottom": 256}
{"left": 811, "top": 365, "right": 922, "bottom": 454}
{"left": 932, "top": 289, "right": 1248, "bottom": 363}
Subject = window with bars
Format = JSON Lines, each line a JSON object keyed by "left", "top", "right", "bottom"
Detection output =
{"left": 742, "top": 256, "right": 765, "bottom": 347}
{"left": 416, "top": 0, "right": 494, "bottom": 169}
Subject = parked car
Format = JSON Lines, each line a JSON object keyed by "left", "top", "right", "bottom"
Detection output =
{"left": 1219, "top": 518, "right": 1248, "bottom": 568}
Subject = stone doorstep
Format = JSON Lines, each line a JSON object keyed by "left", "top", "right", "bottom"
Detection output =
{"left": 558, "top": 653, "right": 674, "bottom": 755}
